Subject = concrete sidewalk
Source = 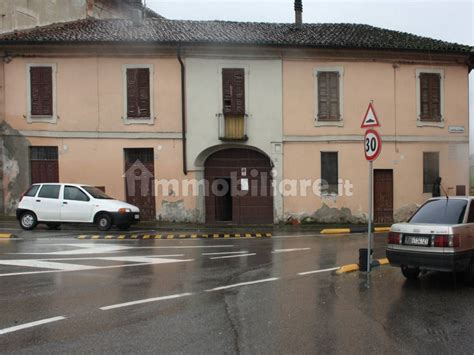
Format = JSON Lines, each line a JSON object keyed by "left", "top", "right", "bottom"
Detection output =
{"left": 0, "top": 215, "right": 391, "bottom": 235}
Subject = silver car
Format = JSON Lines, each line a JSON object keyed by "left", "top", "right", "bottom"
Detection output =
{"left": 386, "top": 197, "right": 474, "bottom": 284}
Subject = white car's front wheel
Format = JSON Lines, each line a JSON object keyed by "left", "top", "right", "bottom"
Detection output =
{"left": 20, "top": 211, "right": 38, "bottom": 231}
{"left": 96, "top": 213, "right": 112, "bottom": 231}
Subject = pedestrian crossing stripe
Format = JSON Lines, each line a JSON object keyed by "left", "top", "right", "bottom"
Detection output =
{"left": 75, "top": 233, "right": 272, "bottom": 240}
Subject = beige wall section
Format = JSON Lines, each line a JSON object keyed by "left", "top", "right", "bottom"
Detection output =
{"left": 3, "top": 56, "right": 182, "bottom": 133}
{"left": 283, "top": 60, "right": 469, "bottom": 137}
{"left": 283, "top": 141, "right": 469, "bottom": 222}
{"left": 23, "top": 137, "right": 198, "bottom": 221}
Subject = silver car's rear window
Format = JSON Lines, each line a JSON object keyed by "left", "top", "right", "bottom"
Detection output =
{"left": 409, "top": 199, "right": 468, "bottom": 225}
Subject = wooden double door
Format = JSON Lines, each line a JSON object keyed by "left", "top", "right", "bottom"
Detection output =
{"left": 124, "top": 148, "right": 156, "bottom": 221}
{"left": 373, "top": 169, "right": 393, "bottom": 224}
{"left": 205, "top": 148, "right": 273, "bottom": 224}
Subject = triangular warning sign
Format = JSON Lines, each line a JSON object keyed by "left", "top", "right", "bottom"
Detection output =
{"left": 361, "top": 102, "right": 380, "bottom": 128}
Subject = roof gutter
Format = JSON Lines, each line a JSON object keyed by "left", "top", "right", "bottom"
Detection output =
{"left": 177, "top": 45, "right": 187, "bottom": 175}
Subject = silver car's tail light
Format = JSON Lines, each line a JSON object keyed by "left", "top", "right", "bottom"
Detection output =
{"left": 433, "top": 235, "right": 459, "bottom": 247}
{"left": 449, "top": 234, "right": 460, "bottom": 248}
{"left": 387, "top": 232, "right": 401, "bottom": 244}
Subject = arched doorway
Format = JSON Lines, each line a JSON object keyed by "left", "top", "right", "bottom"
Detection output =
{"left": 204, "top": 148, "right": 273, "bottom": 224}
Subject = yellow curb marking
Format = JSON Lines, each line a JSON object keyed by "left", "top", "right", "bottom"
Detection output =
{"left": 78, "top": 235, "right": 87, "bottom": 239}
{"left": 224, "top": 234, "right": 230, "bottom": 238}
{"left": 336, "top": 264, "right": 359, "bottom": 274}
{"left": 179, "top": 234, "right": 187, "bottom": 238}
{"left": 117, "top": 235, "right": 126, "bottom": 240}
{"left": 375, "top": 227, "right": 391, "bottom": 233}
{"left": 255, "top": 233, "right": 262, "bottom": 238}
{"left": 320, "top": 228, "right": 351, "bottom": 235}
{"left": 201, "top": 234, "right": 208, "bottom": 238}
{"left": 0, "top": 234, "right": 14, "bottom": 239}
{"left": 91, "top": 235, "right": 100, "bottom": 240}
{"left": 234, "top": 234, "right": 240, "bottom": 238}
{"left": 245, "top": 233, "right": 252, "bottom": 238}
{"left": 266, "top": 233, "right": 272, "bottom": 238}
{"left": 154, "top": 234, "right": 162, "bottom": 239}
{"left": 131, "top": 235, "right": 139, "bottom": 239}
{"left": 142, "top": 235, "right": 150, "bottom": 239}
{"left": 213, "top": 234, "right": 220, "bottom": 239}
{"left": 167, "top": 235, "right": 174, "bottom": 239}
{"left": 191, "top": 234, "right": 198, "bottom": 239}
{"left": 378, "top": 258, "right": 389, "bottom": 265}
{"left": 105, "top": 235, "right": 114, "bottom": 239}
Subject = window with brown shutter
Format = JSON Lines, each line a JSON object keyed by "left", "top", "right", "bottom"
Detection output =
{"left": 419, "top": 73, "right": 441, "bottom": 122}
{"left": 222, "top": 68, "right": 245, "bottom": 116}
{"left": 317, "top": 71, "right": 340, "bottom": 121}
{"left": 126, "top": 68, "right": 150, "bottom": 118}
{"left": 30, "top": 66, "right": 53, "bottom": 116}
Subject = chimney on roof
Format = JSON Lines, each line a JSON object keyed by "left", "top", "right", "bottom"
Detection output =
{"left": 294, "top": 0, "right": 303, "bottom": 29}
{"left": 128, "top": 0, "right": 144, "bottom": 26}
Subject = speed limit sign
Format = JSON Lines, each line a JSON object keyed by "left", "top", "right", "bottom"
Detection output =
{"left": 364, "top": 129, "right": 382, "bottom": 161}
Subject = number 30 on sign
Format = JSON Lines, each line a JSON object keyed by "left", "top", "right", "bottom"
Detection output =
{"left": 364, "top": 129, "right": 382, "bottom": 161}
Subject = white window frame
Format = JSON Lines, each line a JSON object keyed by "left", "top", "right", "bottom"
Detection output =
{"left": 122, "top": 64, "right": 155, "bottom": 125}
{"left": 26, "top": 63, "right": 57, "bottom": 124}
{"left": 313, "top": 66, "right": 344, "bottom": 127}
{"left": 416, "top": 68, "right": 445, "bottom": 128}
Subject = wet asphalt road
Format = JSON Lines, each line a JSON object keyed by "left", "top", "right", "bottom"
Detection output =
{"left": 1, "top": 226, "right": 474, "bottom": 354}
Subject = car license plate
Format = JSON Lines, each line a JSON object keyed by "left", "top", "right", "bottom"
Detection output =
{"left": 405, "top": 236, "right": 429, "bottom": 246}
{"left": 134, "top": 214, "right": 139, "bottom": 220}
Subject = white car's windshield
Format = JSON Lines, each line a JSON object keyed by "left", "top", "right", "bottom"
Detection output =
{"left": 81, "top": 186, "right": 113, "bottom": 199}
{"left": 409, "top": 199, "right": 467, "bottom": 225}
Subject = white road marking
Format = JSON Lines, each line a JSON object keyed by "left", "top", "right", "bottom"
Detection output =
{"left": 272, "top": 248, "right": 311, "bottom": 254}
{"left": 17, "top": 255, "right": 184, "bottom": 261}
{"left": 98, "top": 256, "right": 187, "bottom": 264}
{"left": 202, "top": 251, "right": 248, "bottom": 256}
{"left": 0, "top": 316, "right": 66, "bottom": 335}
{"left": 0, "top": 259, "right": 194, "bottom": 277}
{"left": 13, "top": 244, "right": 235, "bottom": 255}
{"left": 210, "top": 253, "right": 256, "bottom": 260}
{"left": 297, "top": 267, "right": 340, "bottom": 276}
{"left": 206, "top": 277, "right": 279, "bottom": 292}
{"left": 100, "top": 292, "right": 193, "bottom": 310}
{"left": 0, "top": 260, "right": 95, "bottom": 271}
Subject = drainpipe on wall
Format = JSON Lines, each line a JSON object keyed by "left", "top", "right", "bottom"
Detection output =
{"left": 177, "top": 46, "right": 188, "bottom": 175}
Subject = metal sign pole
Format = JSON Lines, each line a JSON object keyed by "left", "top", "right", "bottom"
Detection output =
{"left": 367, "top": 160, "right": 373, "bottom": 273}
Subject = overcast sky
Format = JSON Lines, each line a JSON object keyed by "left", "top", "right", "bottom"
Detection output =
{"left": 147, "top": 0, "right": 473, "bottom": 152}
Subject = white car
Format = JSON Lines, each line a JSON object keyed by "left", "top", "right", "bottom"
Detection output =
{"left": 16, "top": 183, "right": 140, "bottom": 231}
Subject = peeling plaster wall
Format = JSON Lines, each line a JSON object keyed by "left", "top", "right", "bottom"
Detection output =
{"left": 158, "top": 200, "right": 202, "bottom": 223}
{"left": 1, "top": 122, "right": 30, "bottom": 214}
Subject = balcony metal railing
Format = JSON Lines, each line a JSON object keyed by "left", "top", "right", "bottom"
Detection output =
{"left": 217, "top": 113, "right": 248, "bottom": 141}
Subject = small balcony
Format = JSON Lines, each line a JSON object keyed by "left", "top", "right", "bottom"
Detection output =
{"left": 217, "top": 113, "right": 248, "bottom": 141}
